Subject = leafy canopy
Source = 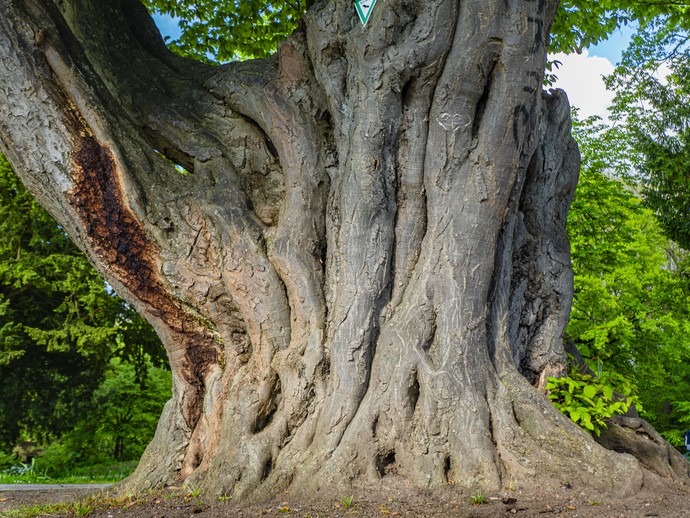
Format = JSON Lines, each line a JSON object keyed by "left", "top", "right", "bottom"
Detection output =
{"left": 551, "top": 0, "right": 690, "bottom": 54}
{"left": 142, "top": 0, "right": 690, "bottom": 62}
{"left": 0, "top": 153, "right": 165, "bottom": 450}
{"left": 143, "top": 0, "right": 306, "bottom": 62}
{"left": 606, "top": 18, "right": 690, "bottom": 249}
{"left": 566, "top": 115, "right": 690, "bottom": 447}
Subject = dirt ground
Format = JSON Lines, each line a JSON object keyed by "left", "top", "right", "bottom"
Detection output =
{"left": 2, "top": 476, "right": 690, "bottom": 517}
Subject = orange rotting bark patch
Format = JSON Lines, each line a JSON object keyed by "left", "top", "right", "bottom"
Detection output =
{"left": 68, "top": 135, "right": 218, "bottom": 427}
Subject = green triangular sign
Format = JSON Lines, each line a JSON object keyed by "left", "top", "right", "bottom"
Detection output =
{"left": 355, "top": 0, "right": 378, "bottom": 26}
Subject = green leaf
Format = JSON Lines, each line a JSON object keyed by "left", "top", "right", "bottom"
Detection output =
{"left": 583, "top": 385, "right": 597, "bottom": 400}
{"left": 603, "top": 385, "right": 614, "bottom": 401}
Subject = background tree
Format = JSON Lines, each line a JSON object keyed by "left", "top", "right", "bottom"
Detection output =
{"left": 0, "top": 0, "right": 688, "bottom": 500}
{"left": 0, "top": 153, "right": 166, "bottom": 452}
{"left": 607, "top": 18, "right": 690, "bottom": 248}
{"left": 567, "top": 116, "right": 690, "bottom": 448}
{"left": 32, "top": 358, "right": 172, "bottom": 472}
{"left": 571, "top": 13, "right": 690, "bottom": 447}
{"left": 87, "top": 358, "right": 171, "bottom": 461}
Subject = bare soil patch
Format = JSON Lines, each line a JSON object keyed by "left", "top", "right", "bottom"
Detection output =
{"left": 2, "top": 476, "right": 689, "bottom": 517}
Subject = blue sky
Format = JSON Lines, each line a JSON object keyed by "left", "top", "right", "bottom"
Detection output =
{"left": 549, "top": 22, "right": 641, "bottom": 120}
{"left": 550, "top": 24, "right": 641, "bottom": 120}
{"left": 589, "top": 23, "right": 636, "bottom": 63}
{"left": 152, "top": 13, "right": 181, "bottom": 41}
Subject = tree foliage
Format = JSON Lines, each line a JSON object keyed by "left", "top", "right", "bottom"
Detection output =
{"left": 551, "top": 0, "right": 690, "bottom": 54}
{"left": 546, "top": 369, "right": 635, "bottom": 436}
{"left": 87, "top": 359, "right": 170, "bottom": 461}
{"left": 567, "top": 116, "right": 690, "bottom": 447}
{"left": 34, "top": 359, "right": 171, "bottom": 468}
{"left": 593, "top": 18, "right": 690, "bottom": 446}
{"left": 566, "top": 13, "right": 690, "bottom": 445}
{"left": 0, "top": 153, "right": 165, "bottom": 450}
{"left": 142, "top": 0, "right": 690, "bottom": 62}
{"left": 606, "top": 19, "right": 690, "bottom": 249}
{"left": 143, "top": 0, "right": 306, "bottom": 61}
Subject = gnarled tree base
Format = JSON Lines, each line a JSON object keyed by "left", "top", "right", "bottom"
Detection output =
{"left": 2, "top": 0, "right": 688, "bottom": 505}
{"left": 122, "top": 368, "right": 688, "bottom": 502}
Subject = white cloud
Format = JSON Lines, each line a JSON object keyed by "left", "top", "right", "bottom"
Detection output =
{"left": 549, "top": 50, "right": 615, "bottom": 121}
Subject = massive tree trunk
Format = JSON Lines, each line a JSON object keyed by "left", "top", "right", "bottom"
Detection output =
{"left": 0, "top": 0, "right": 687, "bottom": 500}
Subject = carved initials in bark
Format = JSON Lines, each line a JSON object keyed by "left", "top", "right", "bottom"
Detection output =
{"left": 0, "top": 0, "right": 687, "bottom": 501}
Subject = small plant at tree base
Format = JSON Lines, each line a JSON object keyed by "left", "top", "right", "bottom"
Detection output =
{"left": 546, "top": 370, "right": 637, "bottom": 436}
{"left": 341, "top": 495, "right": 354, "bottom": 509}
{"left": 470, "top": 492, "right": 486, "bottom": 505}
{"left": 73, "top": 502, "right": 95, "bottom": 516}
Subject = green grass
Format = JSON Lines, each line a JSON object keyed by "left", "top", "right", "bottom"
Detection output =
{"left": 470, "top": 491, "right": 486, "bottom": 505}
{"left": 0, "top": 461, "right": 137, "bottom": 484}
{"left": 1, "top": 494, "right": 140, "bottom": 517}
{"left": 0, "top": 502, "right": 74, "bottom": 517}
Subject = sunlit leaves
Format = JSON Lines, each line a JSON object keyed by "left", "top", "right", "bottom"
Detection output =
{"left": 606, "top": 20, "right": 690, "bottom": 248}
{"left": 546, "top": 371, "right": 636, "bottom": 436}
{"left": 142, "top": 0, "right": 306, "bottom": 62}
{"left": 567, "top": 115, "right": 690, "bottom": 448}
{"left": 551, "top": 1, "right": 689, "bottom": 55}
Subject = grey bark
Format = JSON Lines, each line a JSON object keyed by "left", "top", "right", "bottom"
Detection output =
{"left": 0, "top": 0, "right": 687, "bottom": 500}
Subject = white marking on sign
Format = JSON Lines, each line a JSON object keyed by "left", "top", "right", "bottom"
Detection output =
{"left": 355, "top": 0, "right": 378, "bottom": 26}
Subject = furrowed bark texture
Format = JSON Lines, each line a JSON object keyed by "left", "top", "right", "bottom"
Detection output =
{"left": 1, "top": 0, "right": 688, "bottom": 500}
